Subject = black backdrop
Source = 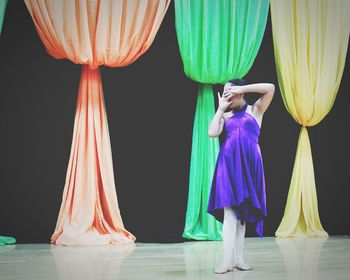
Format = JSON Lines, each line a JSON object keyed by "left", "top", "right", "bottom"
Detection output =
{"left": 0, "top": 1, "right": 349, "bottom": 243}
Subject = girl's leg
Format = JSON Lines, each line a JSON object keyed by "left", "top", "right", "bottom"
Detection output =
{"left": 234, "top": 221, "right": 250, "bottom": 270}
{"left": 215, "top": 207, "right": 237, "bottom": 274}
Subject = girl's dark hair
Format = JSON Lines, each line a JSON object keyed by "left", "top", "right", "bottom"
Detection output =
{"left": 228, "top": 78, "right": 246, "bottom": 86}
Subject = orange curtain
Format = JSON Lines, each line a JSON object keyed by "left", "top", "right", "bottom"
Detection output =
{"left": 24, "top": 0, "right": 170, "bottom": 245}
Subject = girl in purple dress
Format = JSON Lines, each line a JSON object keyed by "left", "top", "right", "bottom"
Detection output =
{"left": 207, "top": 79, "right": 275, "bottom": 274}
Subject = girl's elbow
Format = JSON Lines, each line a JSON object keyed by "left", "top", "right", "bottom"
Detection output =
{"left": 208, "top": 131, "right": 219, "bottom": 138}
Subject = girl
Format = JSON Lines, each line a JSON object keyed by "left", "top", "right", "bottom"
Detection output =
{"left": 207, "top": 79, "right": 274, "bottom": 274}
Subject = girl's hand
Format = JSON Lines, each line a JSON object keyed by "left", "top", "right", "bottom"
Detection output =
{"left": 217, "top": 91, "right": 233, "bottom": 112}
{"left": 225, "top": 86, "right": 244, "bottom": 96}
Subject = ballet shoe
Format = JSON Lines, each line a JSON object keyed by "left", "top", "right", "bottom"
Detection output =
{"left": 234, "top": 260, "right": 251, "bottom": 271}
{"left": 215, "top": 263, "right": 233, "bottom": 274}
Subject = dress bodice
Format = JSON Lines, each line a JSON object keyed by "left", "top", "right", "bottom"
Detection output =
{"left": 224, "top": 104, "right": 260, "bottom": 143}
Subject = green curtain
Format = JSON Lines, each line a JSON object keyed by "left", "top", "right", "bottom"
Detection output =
{"left": 0, "top": 236, "right": 16, "bottom": 246}
{"left": 175, "top": 0, "right": 269, "bottom": 240}
{"left": 0, "top": 0, "right": 15, "bottom": 247}
{"left": 184, "top": 84, "right": 221, "bottom": 240}
{"left": 0, "top": 0, "right": 7, "bottom": 34}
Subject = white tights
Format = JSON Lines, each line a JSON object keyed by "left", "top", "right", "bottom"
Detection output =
{"left": 215, "top": 207, "right": 250, "bottom": 274}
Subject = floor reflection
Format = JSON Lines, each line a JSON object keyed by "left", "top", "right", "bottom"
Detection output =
{"left": 1, "top": 237, "right": 349, "bottom": 280}
{"left": 182, "top": 241, "right": 251, "bottom": 280}
{"left": 275, "top": 237, "right": 328, "bottom": 280}
{"left": 50, "top": 243, "right": 135, "bottom": 280}
{"left": 0, "top": 244, "right": 16, "bottom": 254}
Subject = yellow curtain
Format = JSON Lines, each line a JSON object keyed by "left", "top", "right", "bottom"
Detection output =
{"left": 270, "top": 0, "right": 350, "bottom": 237}
{"left": 25, "top": 0, "right": 170, "bottom": 245}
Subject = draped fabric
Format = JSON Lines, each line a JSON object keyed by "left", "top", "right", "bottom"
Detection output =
{"left": 0, "top": 0, "right": 16, "bottom": 247}
{"left": 0, "top": 0, "right": 6, "bottom": 34}
{"left": 175, "top": 0, "right": 269, "bottom": 240}
{"left": 0, "top": 236, "right": 16, "bottom": 246}
{"left": 185, "top": 84, "right": 221, "bottom": 240}
{"left": 25, "top": 0, "right": 170, "bottom": 245}
{"left": 51, "top": 66, "right": 134, "bottom": 245}
{"left": 176, "top": 0, "right": 269, "bottom": 84}
{"left": 24, "top": 0, "right": 169, "bottom": 68}
{"left": 270, "top": 0, "right": 350, "bottom": 237}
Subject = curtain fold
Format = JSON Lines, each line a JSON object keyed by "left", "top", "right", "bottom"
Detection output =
{"left": 25, "top": 0, "right": 170, "bottom": 245}
{"left": 270, "top": 0, "right": 350, "bottom": 237}
{"left": 51, "top": 66, "right": 135, "bottom": 245}
{"left": 183, "top": 84, "right": 221, "bottom": 240}
{"left": 0, "top": 0, "right": 7, "bottom": 34}
{"left": 24, "top": 0, "right": 169, "bottom": 68}
{"left": 175, "top": 0, "right": 269, "bottom": 240}
{"left": 0, "top": 236, "right": 16, "bottom": 246}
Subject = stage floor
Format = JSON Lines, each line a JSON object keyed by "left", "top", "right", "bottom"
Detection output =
{"left": 0, "top": 236, "right": 349, "bottom": 280}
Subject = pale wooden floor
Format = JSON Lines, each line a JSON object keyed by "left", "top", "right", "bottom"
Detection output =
{"left": 0, "top": 236, "right": 349, "bottom": 280}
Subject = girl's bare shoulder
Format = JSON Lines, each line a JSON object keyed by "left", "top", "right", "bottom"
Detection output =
{"left": 222, "top": 111, "right": 234, "bottom": 121}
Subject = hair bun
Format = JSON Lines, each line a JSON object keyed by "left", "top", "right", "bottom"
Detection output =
{"left": 228, "top": 78, "right": 246, "bottom": 86}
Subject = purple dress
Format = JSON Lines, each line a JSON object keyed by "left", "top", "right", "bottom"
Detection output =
{"left": 207, "top": 103, "right": 267, "bottom": 237}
